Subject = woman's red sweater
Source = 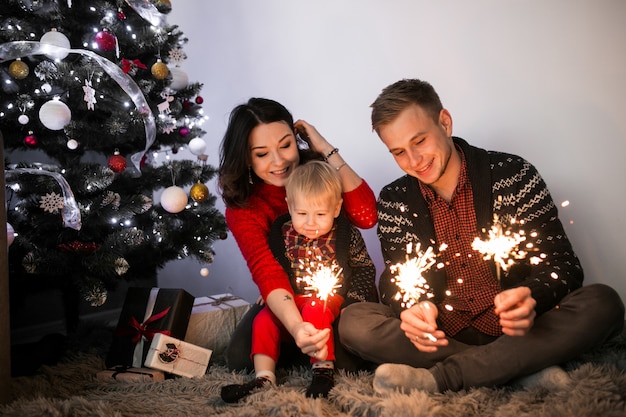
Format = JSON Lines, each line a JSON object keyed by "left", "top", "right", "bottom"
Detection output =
{"left": 225, "top": 180, "right": 377, "bottom": 299}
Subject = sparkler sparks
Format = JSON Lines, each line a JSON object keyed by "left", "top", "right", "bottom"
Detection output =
{"left": 471, "top": 215, "right": 535, "bottom": 281}
{"left": 298, "top": 258, "right": 343, "bottom": 312}
{"left": 390, "top": 242, "right": 446, "bottom": 309}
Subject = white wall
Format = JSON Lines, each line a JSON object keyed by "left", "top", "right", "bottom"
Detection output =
{"left": 158, "top": 1, "right": 626, "bottom": 308}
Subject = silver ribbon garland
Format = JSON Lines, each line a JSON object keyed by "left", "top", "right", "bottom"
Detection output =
{"left": 0, "top": 41, "right": 156, "bottom": 173}
{"left": 124, "top": 0, "right": 166, "bottom": 27}
{"left": 5, "top": 167, "right": 82, "bottom": 230}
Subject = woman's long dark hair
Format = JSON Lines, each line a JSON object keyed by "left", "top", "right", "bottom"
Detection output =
{"left": 218, "top": 98, "right": 322, "bottom": 208}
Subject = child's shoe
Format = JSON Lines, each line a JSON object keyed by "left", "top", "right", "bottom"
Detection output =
{"left": 306, "top": 368, "right": 335, "bottom": 398}
{"left": 220, "top": 377, "right": 271, "bottom": 403}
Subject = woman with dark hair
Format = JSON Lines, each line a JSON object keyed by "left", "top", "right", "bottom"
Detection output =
{"left": 218, "top": 98, "right": 377, "bottom": 374}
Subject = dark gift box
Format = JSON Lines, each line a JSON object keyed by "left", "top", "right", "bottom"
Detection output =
{"left": 106, "top": 287, "right": 194, "bottom": 369}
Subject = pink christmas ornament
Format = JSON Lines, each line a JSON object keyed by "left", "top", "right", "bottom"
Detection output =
{"left": 160, "top": 186, "right": 188, "bottom": 213}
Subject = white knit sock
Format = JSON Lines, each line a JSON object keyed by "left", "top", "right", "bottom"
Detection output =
{"left": 513, "top": 366, "right": 572, "bottom": 391}
{"left": 312, "top": 360, "right": 334, "bottom": 370}
{"left": 373, "top": 364, "right": 439, "bottom": 394}
{"left": 255, "top": 370, "right": 276, "bottom": 385}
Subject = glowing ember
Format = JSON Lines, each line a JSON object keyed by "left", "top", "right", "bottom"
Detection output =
{"left": 298, "top": 258, "right": 343, "bottom": 311}
{"left": 471, "top": 214, "right": 533, "bottom": 281}
{"left": 390, "top": 242, "right": 445, "bottom": 308}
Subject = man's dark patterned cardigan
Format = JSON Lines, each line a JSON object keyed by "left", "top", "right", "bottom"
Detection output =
{"left": 377, "top": 136, "right": 583, "bottom": 317}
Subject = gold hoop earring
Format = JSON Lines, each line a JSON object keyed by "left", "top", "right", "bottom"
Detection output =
{"left": 248, "top": 167, "right": 253, "bottom": 184}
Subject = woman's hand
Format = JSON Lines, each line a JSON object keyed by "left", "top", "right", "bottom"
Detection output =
{"left": 399, "top": 301, "right": 448, "bottom": 352}
{"left": 294, "top": 119, "right": 334, "bottom": 156}
{"left": 494, "top": 287, "right": 536, "bottom": 336}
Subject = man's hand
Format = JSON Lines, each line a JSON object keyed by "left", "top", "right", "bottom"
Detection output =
{"left": 494, "top": 287, "right": 536, "bottom": 336}
{"left": 399, "top": 301, "right": 448, "bottom": 352}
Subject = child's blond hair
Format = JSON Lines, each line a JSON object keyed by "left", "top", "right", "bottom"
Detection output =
{"left": 285, "top": 161, "right": 342, "bottom": 208}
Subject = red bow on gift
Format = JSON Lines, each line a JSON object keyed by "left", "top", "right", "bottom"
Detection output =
{"left": 121, "top": 58, "right": 147, "bottom": 74}
{"left": 116, "top": 306, "right": 172, "bottom": 344}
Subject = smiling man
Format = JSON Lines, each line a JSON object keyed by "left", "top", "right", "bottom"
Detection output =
{"left": 338, "top": 78, "right": 625, "bottom": 394}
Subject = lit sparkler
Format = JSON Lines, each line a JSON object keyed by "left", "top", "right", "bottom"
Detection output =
{"left": 390, "top": 242, "right": 446, "bottom": 343}
{"left": 298, "top": 258, "right": 343, "bottom": 312}
{"left": 390, "top": 242, "right": 446, "bottom": 309}
{"left": 471, "top": 214, "right": 533, "bottom": 281}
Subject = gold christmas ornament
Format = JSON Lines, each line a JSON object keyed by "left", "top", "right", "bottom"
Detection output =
{"left": 9, "top": 59, "right": 29, "bottom": 79}
{"left": 151, "top": 59, "right": 169, "bottom": 80}
{"left": 190, "top": 182, "right": 209, "bottom": 202}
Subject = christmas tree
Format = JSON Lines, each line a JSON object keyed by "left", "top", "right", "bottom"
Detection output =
{"left": 0, "top": 0, "right": 227, "bottom": 330}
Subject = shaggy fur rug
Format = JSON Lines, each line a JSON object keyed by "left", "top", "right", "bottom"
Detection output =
{"left": 3, "top": 324, "right": 625, "bottom": 417}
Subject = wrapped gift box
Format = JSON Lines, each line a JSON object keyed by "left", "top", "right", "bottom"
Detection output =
{"left": 96, "top": 367, "right": 165, "bottom": 383}
{"left": 183, "top": 293, "right": 251, "bottom": 359}
{"left": 106, "top": 287, "right": 194, "bottom": 369}
{"left": 145, "top": 333, "right": 212, "bottom": 378}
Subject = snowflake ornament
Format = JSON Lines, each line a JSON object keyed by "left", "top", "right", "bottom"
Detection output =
{"left": 40, "top": 192, "right": 64, "bottom": 214}
{"left": 168, "top": 48, "right": 186, "bottom": 65}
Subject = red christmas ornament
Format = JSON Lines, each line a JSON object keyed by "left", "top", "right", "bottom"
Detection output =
{"left": 117, "top": 8, "right": 126, "bottom": 20}
{"left": 108, "top": 150, "right": 127, "bottom": 173}
{"left": 195, "top": 96, "right": 204, "bottom": 104}
{"left": 182, "top": 99, "right": 192, "bottom": 111}
{"left": 179, "top": 127, "right": 190, "bottom": 137}
{"left": 95, "top": 30, "right": 117, "bottom": 52}
{"left": 24, "top": 133, "right": 38, "bottom": 147}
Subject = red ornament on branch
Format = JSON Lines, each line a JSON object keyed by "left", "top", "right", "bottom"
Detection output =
{"left": 95, "top": 30, "right": 117, "bottom": 52}
{"left": 24, "top": 132, "right": 38, "bottom": 147}
{"left": 108, "top": 149, "right": 127, "bottom": 173}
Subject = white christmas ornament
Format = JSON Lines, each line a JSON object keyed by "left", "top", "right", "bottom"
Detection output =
{"left": 169, "top": 67, "right": 189, "bottom": 91}
{"left": 40, "top": 29, "right": 71, "bottom": 60}
{"left": 18, "top": 114, "right": 29, "bottom": 125}
{"left": 6, "top": 223, "right": 15, "bottom": 247}
{"left": 41, "top": 83, "right": 52, "bottom": 93}
{"left": 39, "top": 99, "right": 71, "bottom": 130}
{"left": 67, "top": 139, "right": 79, "bottom": 150}
{"left": 160, "top": 186, "right": 188, "bottom": 213}
{"left": 200, "top": 267, "right": 209, "bottom": 277}
{"left": 188, "top": 138, "right": 207, "bottom": 156}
